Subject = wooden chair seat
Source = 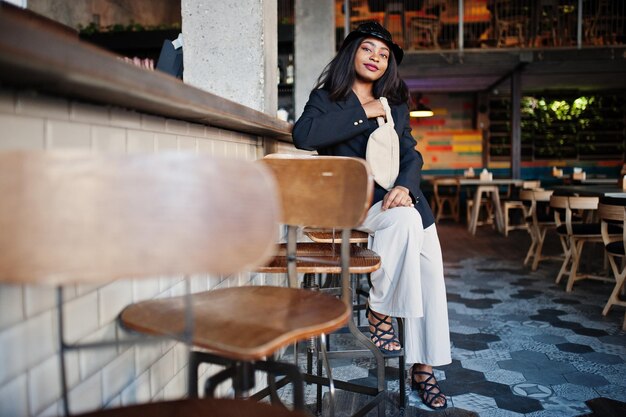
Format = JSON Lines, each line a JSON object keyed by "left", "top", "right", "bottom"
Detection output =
{"left": 556, "top": 222, "right": 621, "bottom": 237}
{"left": 78, "top": 398, "right": 310, "bottom": 417}
{"left": 257, "top": 242, "right": 381, "bottom": 274}
{"left": 606, "top": 240, "right": 625, "bottom": 256}
{"left": 120, "top": 286, "right": 350, "bottom": 361}
{"left": 304, "top": 228, "right": 370, "bottom": 244}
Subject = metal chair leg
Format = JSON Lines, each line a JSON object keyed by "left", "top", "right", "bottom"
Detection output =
{"left": 398, "top": 317, "right": 406, "bottom": 412}
{"left": 319, "top": 333, "right": 335, "bottom": 417}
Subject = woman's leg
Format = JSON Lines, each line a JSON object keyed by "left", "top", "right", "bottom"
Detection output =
{"left": 361, "top": 204, "right": 451, "bottom": 408}
{"left": 404, "top": 224, "right": 451, "bottom": 366}
{"left": 405, "top": 224, "right": 450, "bottom": 409}
{"left": 361, "top": 202, "right": 427, "bottom": 319}
{"left": 360, "top": 202, "right": 426, "bottom": 351}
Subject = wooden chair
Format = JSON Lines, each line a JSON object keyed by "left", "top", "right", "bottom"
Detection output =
{"left": 598, "top": 197, "right": 626, "bottom": 331}
{"left": 502, "top": 180, "right": 541, "bottom": 237}
{"left": 520, "top": 189, "right": 538, "bottom": 265}
{"left": 409, "top": 3, "right": 443, "bottom": 49}
{"left": 550, "top": 194, "right": 573, "bottom": 284}
{"left": 118, "top": 161, "right": 357, "bottom": 410}
{"left": 493, "top": 0, "right": 528, "bottom": 47}
{"left": 521, "top": 189, "right": 558, "bottom": 270}
{"left": 0, "top": 151, "right": 311, "bottom": 417}
{"left": 551, "top": 195, "right": 618, "bottom": 292}
{"left": 433, "top": 177, "right": 460, "bottom": 222}
{"left": 255, "top": 154, "right": 397, "bottom": 417}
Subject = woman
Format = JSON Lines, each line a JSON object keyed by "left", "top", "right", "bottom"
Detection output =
{"left": 292, "top": 21, "right": 451, "bottom": 410}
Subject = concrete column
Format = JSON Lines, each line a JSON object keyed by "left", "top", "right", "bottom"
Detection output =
{"left": 182, "top": 0, "right": 277, "bottom": 115}
{"left": 294, "top": 0, "right": 334, "bottom": 119}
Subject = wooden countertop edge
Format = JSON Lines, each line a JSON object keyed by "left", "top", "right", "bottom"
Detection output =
{"left": 0, "top": 3, "right": 293, "bottom": 142}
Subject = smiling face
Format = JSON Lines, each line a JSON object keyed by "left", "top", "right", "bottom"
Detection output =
{"left": 353, "top": 37, "right": 390, "bottom": 83}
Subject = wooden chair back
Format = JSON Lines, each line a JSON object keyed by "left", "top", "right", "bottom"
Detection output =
{"left": 521, "top": 189, "right": 552, "bottom": 214}
{"left": 522, "top": 180, "right": 541, "bottom": 189}
{"left": 519, "top": 189, "right": 535, "bottom": 214}
{"left": 550, "top": 195, "right": 569, "bottom": 230}
{"left": 569, "top": 196, "right": 599, "bottom": 211}
{"left": 552, "top": 195, "right": 599, "bottom": 235}
{"left": 598, "top": 202, "right": 626, "bottom": 224}
{"left": 527, "top": 189, "right": 554, "bottom": 227}
{"left": 598, "top": 199, "right": 626, "bottom": 245}
{"left": 550, "top": 195, "right": 569, "bottom": 210}
{"left": 433, "top": 177, "right": 459, "bottom": 193}
{"left": 532, "top": 189, "right": 554, "bottom": 203}
{"left": 519, "top": 189, "right": 535, "bottom": 202}
{"left": 0, "top": 151, "right": 280, "bottom": 285}
{"left": 262, "top": 154, "right": 373, "bottom": 229}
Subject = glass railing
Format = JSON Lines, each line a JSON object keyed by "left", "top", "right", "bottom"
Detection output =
{"left": 338, "top": 0, "right": 625, "bottom": 51}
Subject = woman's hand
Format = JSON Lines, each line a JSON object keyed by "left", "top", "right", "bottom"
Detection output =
{"left": 362, "top": 99, "right": 386, "bottom": 119}
{"left": 382, "top": 186, "right": 414, "bottom": 210}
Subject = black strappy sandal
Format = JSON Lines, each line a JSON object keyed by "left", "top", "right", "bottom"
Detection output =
{"left": 411, "top": 364, "right": 448, "bottom": 410}
{"left": 366, "top": 305, "right": 400, "bottom": 354}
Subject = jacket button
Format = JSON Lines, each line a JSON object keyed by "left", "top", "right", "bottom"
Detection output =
{"left": 353, "top": 121, "right": 358, "bottom": 125}
{"left": 358, "top": 119, "right": 363, "bottom": 123}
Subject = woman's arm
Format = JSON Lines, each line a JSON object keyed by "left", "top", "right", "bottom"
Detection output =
{"left": 393, "top": 104, "right": 423, "bottom": 201}
{"left": 292, "top": 89, "right": 370, "bottom": 151}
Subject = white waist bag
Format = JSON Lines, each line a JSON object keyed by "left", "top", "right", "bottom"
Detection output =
{"left": 366, "top": 97, "right": 399, "bottom": 190}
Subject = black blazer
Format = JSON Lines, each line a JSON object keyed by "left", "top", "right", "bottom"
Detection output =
{"left": 292, "top": 89, "right": 435, "bottom": 229}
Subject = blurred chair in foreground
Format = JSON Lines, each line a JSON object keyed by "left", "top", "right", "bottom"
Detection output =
{"left": 0, "top": 151, "right": 314, "bottom": 417}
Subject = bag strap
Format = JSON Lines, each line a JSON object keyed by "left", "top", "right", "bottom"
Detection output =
{"left": 376, "top": 97, "right": 394, "bottom": 128}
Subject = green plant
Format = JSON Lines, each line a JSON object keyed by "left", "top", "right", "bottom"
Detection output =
{"left": 519, "top": 93, "right": 625, "bottom": 160}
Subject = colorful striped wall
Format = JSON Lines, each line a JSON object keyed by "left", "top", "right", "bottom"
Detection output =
{"left": 412, "top": 94, "right": 482, "bottom": 170}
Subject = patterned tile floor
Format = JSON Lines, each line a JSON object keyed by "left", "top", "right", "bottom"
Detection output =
{"left": 278, "top": 223, "right": 626, "bottom": 416}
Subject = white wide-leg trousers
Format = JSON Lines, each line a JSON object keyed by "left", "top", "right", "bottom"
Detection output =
{"left": 360, "top": 201, "right": 451, "bottom": 366}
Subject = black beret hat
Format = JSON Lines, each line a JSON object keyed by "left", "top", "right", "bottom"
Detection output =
{"left": 342, "top": 21, "right": 404, "bottom": 64}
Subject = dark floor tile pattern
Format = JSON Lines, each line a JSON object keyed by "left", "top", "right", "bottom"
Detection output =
{"left": 447, "top": 293, "right": 502, "bottom": 310}
{"left": 552, "top": 298, "right": 581, "bottom": 305}
{"left": 510, "top": 290, "right": 543, "bottom": 299}
{"left": 441, "top": 254, "right": 626, "bottom": 416}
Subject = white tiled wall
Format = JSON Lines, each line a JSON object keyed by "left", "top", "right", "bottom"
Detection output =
{"left": 0, "top": 88, "right": 291, "bottom": 417}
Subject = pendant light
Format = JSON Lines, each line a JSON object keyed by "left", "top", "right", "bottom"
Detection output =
{"left": 409, "top": 93, "right": 434, "bottom": 118}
